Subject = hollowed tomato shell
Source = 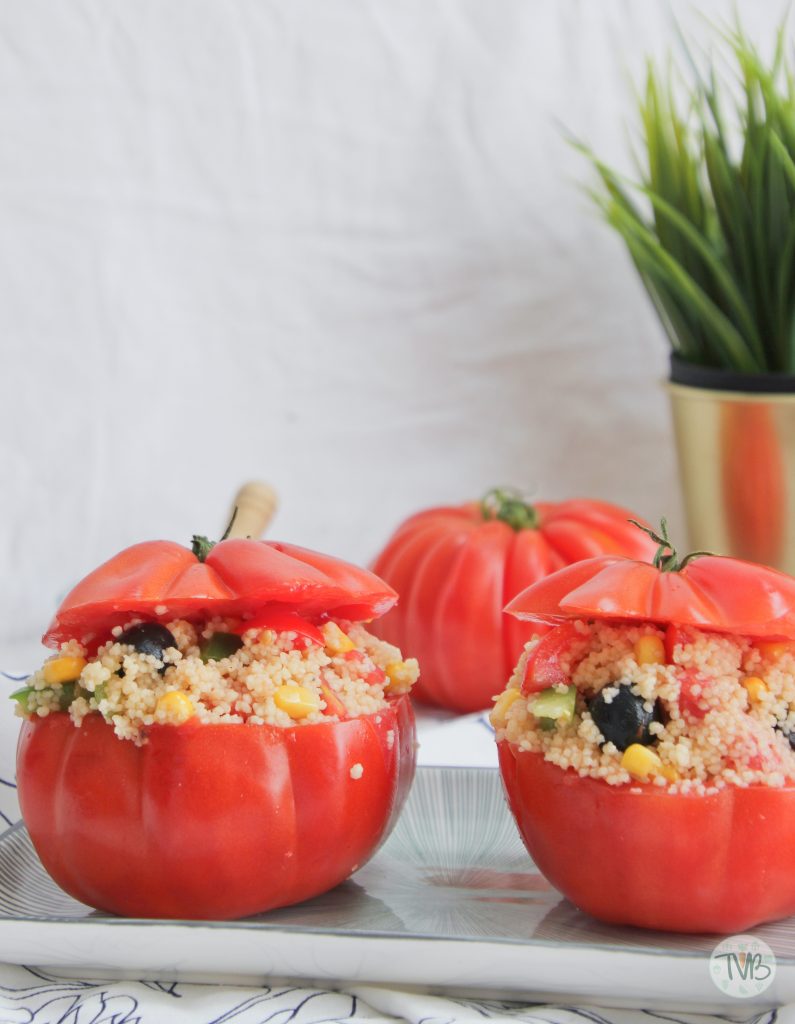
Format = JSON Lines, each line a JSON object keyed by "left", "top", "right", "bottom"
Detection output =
{"left": 497, "top": 741, "right": 795, "bottom": 933}
{"left": 17, "top": 695, "right": 415, "bottom": 920}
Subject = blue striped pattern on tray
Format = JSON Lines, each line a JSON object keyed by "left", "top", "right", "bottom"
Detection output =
{"left": 0, "top": 765, "right": 793, "bottom": 964}
{"left": 0, "top": 671, "right": 24, "bottom": 831}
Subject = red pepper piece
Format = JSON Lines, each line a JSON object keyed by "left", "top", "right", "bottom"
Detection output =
{"left": 521, "top": 623, "right": 581, "bottom": 695}
{"left": 232, "top": 607, "right": 324, "bottom": 647}
{"left": 366, "top": 668, "right": 387, "bottom": 686}
{"left": 678, "top": 669, "right": 709, "bottom": 720}
{"left": 665, "top": 623, "right": 686, "bottom": 664}
{"left": 320, "top": 683, "right": 348, "bottom": 719}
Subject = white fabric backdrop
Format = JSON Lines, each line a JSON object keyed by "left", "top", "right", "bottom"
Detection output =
{"left": 0, "top": 0, "right": 783, "bottom": 652}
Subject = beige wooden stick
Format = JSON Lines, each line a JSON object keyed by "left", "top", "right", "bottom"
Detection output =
{"left": 226, "top": 482, "right": 278, "bottom": 539}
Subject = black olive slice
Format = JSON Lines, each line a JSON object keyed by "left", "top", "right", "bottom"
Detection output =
{"left": 589, "top": 682, "right": 663, "bottom": 751}
{"left": 117, "top": 622, "right": 177, "bottom": 673}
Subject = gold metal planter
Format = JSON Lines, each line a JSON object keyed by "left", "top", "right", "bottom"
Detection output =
{"left": 668, "top": 379, "right": 795, "bottom": 573}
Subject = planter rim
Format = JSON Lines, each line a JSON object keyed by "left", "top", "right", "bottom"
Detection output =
{"left": 670, "top": 354, "right": 795, "bottom": 394}
{"left": 667, "top": 381, "right": 795, "bottom": 405}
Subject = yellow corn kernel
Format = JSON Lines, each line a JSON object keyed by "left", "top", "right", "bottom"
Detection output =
{"left": 756, "top": 641, "right": 792, "bottom": 661}
{"left": 43, "top": 656, "right": 87, "bottom": 685}
{"left": 321, "top": 622, "right": 356, "bottom": 654}
{"left": 491, "top": 688, "right": 523, "bottom": 726}
{"left": 385, "top": 661, "right": 404, "bottom": 683}
{"left": 660, "top": 764, "right": 679, "bottom": 784}
{"left": 155, "top": 691, "right": 195, "bottom": 723}
{"left": 621, "top": 743, "right": 664, "bottom": 782}
{"left": 384, "top": 661, "right": 409, "bottom": 693}
{"left": 274, "top": 684, "right": 322, "bottom": 720}
{"left": 634, "top": 635, "right": 665, "bottom": 666}
{"left": 743, "top": 676, "right": 768, "bottom": 703}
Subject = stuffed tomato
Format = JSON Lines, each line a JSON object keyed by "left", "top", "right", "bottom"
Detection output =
{"left": 15, "top": 531, "right": 418, "bottom": 920}
{"left": 491, "top": 520, "right": 795, "bottom": 933}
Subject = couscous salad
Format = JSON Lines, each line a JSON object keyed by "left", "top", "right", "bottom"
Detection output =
{"left": 15, "top": 529, "right": 418, "bottom": 920}
{"left": 493, "top": 521, "right": 795, "bottom": 933}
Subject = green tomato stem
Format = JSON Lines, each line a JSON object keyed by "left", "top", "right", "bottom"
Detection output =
{"left": 481, "top": 488, "right": 539, "bottom": 531}
{"left": 629, "top": 517, "right": 711, "bottom": 572}
{"left": 191, "top": 508, "right": 239, "bottom": 562}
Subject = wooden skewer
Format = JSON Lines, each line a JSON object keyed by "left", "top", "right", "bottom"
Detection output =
{"left": 226, "top": 482, "right": 278, "bottom": 540}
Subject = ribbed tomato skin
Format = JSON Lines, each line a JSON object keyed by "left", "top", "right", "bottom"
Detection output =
{"left": 498, "top": 742, "right": 795, "bottom": 933}
{"left": 43, "top": 538, "right": 398, "bottom": 649}
{"left": 371, "top": 500, "right": 657, "bottom": 712}
{"left": 17, "top": 696, "right": 415, "bottom": 920}
{"left": 506, "top": 551, "right": 795, "bottom": 639}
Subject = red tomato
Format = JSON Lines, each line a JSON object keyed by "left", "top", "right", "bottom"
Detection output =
{"left": 678, "top": 668, "right": 709, "bottom": 720}
{"left": 320, "top": 683, "right": 349, "bottom": 719}
{"left": 498, "top": 521, "right": 795, "bottom": 932}
{"left": 371, "top": 492, "right": 657, "bottom": 712}
{"left": 17, "top": 695, "right": 414, "bottom": 920}
{"left": 497, "top": 743, "right": 795, "bottom": 933}
{"left": 506, "top": 550, "right": 795, "bottom": 639}
{"left": 231, "top": 606, "right": 324, "bottom": 646}
{"left": 44, "top": 538, "right": 397, "bottom": 648}
{"left": 664, "top": 622, "right": 685, "bottom": 662}
{"left": 520, "top": 623, "right": 581, "bottom": 694}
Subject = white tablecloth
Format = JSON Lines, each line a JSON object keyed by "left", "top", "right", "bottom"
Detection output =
{"left": 0, "top": 666, "right": 787, "bottom": 1023}
{"left": 0, "top": 969, "right": 783, "bottom": 1024}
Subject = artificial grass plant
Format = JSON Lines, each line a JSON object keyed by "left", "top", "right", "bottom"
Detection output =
{"left": 584, "top": 20, "right": 795, "bottom": 374}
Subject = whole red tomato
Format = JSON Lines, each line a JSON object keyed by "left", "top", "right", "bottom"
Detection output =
{"left": 18, "top": 530, "right": 416, "bottom": 920}
{"left": 371, "top": 490, "right": 657, "bottom": 712}
{"left": 497, "top": 520, "right": 795, "bottom": 932}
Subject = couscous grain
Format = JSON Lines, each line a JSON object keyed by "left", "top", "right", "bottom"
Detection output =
{"left": 17, "top": 616, "right": 419, "bottom": 744}
{"left": 491, "top": 620, "right": 795, "bottom": 793}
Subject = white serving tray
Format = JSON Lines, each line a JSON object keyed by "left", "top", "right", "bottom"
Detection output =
{"left": 1, "top": 765, "right": 794, "bottom": 1011}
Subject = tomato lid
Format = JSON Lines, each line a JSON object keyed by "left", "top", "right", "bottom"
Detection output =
{"left": 505, "top": 520, "right": 795, "bottom": 641}
{"left": 43, "top": 536, "right": 397, "bottom": 648}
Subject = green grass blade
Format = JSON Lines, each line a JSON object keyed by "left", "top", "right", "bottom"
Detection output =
{"left": 581, "top": 12, "right": 795, "bottom": 374}
{"left": 608, "top": 203, "right": 763, "bottom": 371}
{"left": 776, "top": 218, "right": 795, "bottom": 372}
{"left": 789, "top": 307, "right": 795, "bottom": 373}
{"left": 769, "top": 130, "right": 795, "bottom": 190}
{"left": 644, "top": 275, "right": 708, "bottom": 363}
{"left": 638, "top": 185, "right": 763, "bottom": 359}
{"left": 748, "top": 135, "right": 777, "bottom": 362}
